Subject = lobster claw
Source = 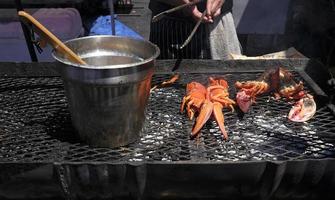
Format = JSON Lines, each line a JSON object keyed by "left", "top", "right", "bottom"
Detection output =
{"left": 288, "top": 94, "right": 316, "bottom": 122}
{"left": 213, "top": 102, "right": 228, "bottom": 140}
{"left": 191, "top": 99, "right": 213, "bottom": 137}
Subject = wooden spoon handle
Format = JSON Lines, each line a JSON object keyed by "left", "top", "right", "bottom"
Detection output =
{"left": 18, "top": 11, "right": 86, "bottom": 65}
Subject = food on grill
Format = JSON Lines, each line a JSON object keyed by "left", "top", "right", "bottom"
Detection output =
{"left": 235, "top": 68, "right": 274, "bottom": 113}
{"left": 151, "top": 74, "right": 180, "bottom": 92}
{"left": 235, "top": 67, "right": 316, "bottom": 122}
{"left": 180, "top": 81, "right": 207, "bottom": 120}
{"left": 276, "top": 67, "right": 305, "bottom": 100}
{"left": 288, "top": 94, "right": 316, "bottom": 122}
{"left": 235, "top": 81, "right": 270, "bottom": 113}
{"left": 181, "top": 77, "right": 235, "bottom": 140}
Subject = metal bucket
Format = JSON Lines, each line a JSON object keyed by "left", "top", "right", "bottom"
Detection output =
{"left": 52, "top": 35, "right": 160, "bottom": 147}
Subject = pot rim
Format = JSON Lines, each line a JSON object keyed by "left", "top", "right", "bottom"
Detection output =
{"left": 52, "top": 35, "right": 160, "bottom": 69}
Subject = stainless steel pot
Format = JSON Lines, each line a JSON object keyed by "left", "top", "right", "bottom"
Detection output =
{"left": 52, "top": 35, "right": 160, "bottom": 148}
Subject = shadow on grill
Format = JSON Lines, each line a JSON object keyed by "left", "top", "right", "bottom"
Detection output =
{"left": 43, "top": 109, "right": 79, "bottom": 144}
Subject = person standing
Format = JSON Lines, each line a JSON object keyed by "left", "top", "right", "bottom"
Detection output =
{"left": 149, "top": 0, "right": 241, "bottom": 59}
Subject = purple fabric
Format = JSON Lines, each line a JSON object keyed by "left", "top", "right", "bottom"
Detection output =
{"left": 233, "top": 0, "right": 291, "bottom": 34}
{"left": 0, "top": 8, "right": 83, "bottom": 62}
{"left": 0, "top": 8, "right": 83, "bottom": 39}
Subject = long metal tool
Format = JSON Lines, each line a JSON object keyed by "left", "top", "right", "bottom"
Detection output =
{"left": 179, "top": 9, "right": 207, "bottom": 49}
{"left": 109, "top": 0, "right": 116, "bottom": 35}
{"left": 15, "top": 0, "right": 38, "bottom": 62}
{"left": 152, "top": 0, "right": 203, "bottom": 23}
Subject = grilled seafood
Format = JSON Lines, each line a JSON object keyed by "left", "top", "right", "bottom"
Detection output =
{"left": 288, "top": 94, "right": 316, "bottom": 122}
{"left": 181, "top": 81, "right": 207, "bottom": 120}
{"left": 181, "top": 77, "right": 235, "bottom": 140}
{"left": 207, "top": 77, "right": 236, "bottom": 112}
{"left": 235, "top": 68, "right": 275, "bottom": 113}
{"left": 275, "top": 68, "right": 305, "bottom": 100}
{"left": 206, "top": 77, "right": 235, "bottom": 139}
{"left": 235, "top": 67, "right": 316, "bottom": 122}
{"left": 151, "top": 74, "right": 180, "bottom": 92}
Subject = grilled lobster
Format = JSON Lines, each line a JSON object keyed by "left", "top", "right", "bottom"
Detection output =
{"left": 181, "top": 77, "right": 235, "bottom": 140}
{"left": 235, "top": 67, "right": 316, "bottom": 122}
{"left": 235, "top": 68, "right": 274, "bottom": 113}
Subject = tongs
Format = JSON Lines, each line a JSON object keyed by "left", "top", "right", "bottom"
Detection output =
{"left": 152, "top": 0, "right": 204, "bottom": 22}
{"left": 152, "top": 0, "right": 205, "bottom": 49}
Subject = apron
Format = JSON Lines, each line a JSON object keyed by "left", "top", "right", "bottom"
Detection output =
{"left": 149, "top": 0, "right": 237, "bottom": 59}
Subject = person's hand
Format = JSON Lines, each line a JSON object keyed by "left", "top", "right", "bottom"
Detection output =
{"left": 184, "top": 5, "right": 211, "bottom": 22}
{"left": 158, "top": 0, "right": 211, "bottom": 22}
{"left": 206, "top": 0, "right": 225, "bottom": 22}
{"left": 182, "top": 0, "right": 211, "bottom": 23}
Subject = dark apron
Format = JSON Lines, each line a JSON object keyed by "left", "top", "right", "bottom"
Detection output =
{"left": 149, "top": 0, "right": 233, "bottom": 59}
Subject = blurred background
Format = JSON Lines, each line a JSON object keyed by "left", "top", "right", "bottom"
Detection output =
{"left": 0, "top": 0, "right": 334, "bottom": 70}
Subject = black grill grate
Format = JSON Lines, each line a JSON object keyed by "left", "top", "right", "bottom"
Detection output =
{"left": 0, "top": 72, "right": 335, "bottom": 163}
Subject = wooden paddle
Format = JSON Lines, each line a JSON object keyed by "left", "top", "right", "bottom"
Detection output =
{"left": 18, "top": 11, "right": 87, "bottom": 65}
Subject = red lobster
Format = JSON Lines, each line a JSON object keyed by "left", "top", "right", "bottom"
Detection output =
{"left": 181, "top": 77, "right": 235, "bottom": 140}
{"left": 235, "top": 67, "right": 316, "bottom": 122}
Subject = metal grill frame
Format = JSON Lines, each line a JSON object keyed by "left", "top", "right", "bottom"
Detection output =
{"left": 0, "top": 59, "right": 333, "bottom": 164}
{"left": 1, "top": 59, "right": 335, "bottom": 200}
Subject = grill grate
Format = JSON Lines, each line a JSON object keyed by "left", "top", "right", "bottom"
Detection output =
{"left": 0, "top": 72, "right": 335, "bottom": 163}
